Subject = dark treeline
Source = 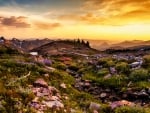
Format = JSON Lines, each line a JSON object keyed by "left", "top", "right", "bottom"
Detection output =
{"left": 62, "top": 39, "right": 90, "bottom": 48}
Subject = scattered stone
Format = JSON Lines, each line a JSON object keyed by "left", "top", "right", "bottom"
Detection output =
{"left": 50, "top": 96, "right": 60, "bottom": 101}
{"left": 93, "top": 110, "right": 99, "bottom": 113}
{"left": 34, "top": 78, "right": 48, "bottom": 88}
{"left": 84, "top": 82, "right": 91, "bottom": 87}
{"left": 64, "top": 96, "right": 69, "bottom": 100}
{"left": 70, "top": 108, "right": 76, "bottom": 113}
{"left": 60, "top": 83, "right": 67, "bottom": 89}
{"left": 78, "top": 82, "right": 84, "bottom": 86}
{"left": 138, "top": 90, "right": 149, "bottom": 98}
{"left": 45, "top": 66, "right": 56, "bottom": 72}
{"left": 84, "top": 80, "right": 92, "bottom": 82}
{"left": 37, "top": 92, "right": 44, "bottom": 97}
{"left": 0, "top": 101, "right": 4, "bottom": 110}
{"left": 122, "top": 94, "right": 128, "bottom": 98}
{"left": 89, "top": 102, "right": 101, "bottom": 111}
{"left": 104, "top": 74, "right": 112, "bottom": 79}
{"left": 32, "top": 97, "right": 39, "bottom": 103}
{"left": 148, "top": 88, "right": 150, "bottom": 94}
{"left": 48, "top": 86, "right": 59, "bottom": 93}
{"left": 42, "top": 100, "right": 64, "bottom": 108}
{"left": 44, "top": 74, "right": 49, "bottom": 77}
{"left": 55, "top": 93, "right": 61, "bottom": 99}
{"left": 110, "top": 100, "right": 135, "bottom": 109}
{"left": 109, "top": 67, "right": 117, "bottom": 74}
{"left": 130, "top": 62, "right": 142, "bottom": 68}
{"left": 127, "top": 81, "right": 132, "bottom": 87}
{"left": 108, "top": 95, "right": 120, "bottom": 101}
{"left": 100, "top": 93, "right": 107, "bottom": 98}
{"left": 30, "top": 79, "right": 64, "bottom": 112}
{"left": 105, "top": 89, "right": 111, "bottom": 93}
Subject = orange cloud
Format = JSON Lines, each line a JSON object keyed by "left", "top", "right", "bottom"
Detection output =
{"left": 0, "top": 16, "right": 30, "bottom": 28}
{"left": 83, "top": 0, "right": 150, "bottom": 16}
{"left": 83, "top": 0, "right": 150, "bottom": 9}
{"left": 57, "top": 0, "right": 150, "bottom": 25}
{"left": 58, "top": 13, "right": 105, "bottom": 24}
{"left": 34, "top": 21, "right": 61, "bottom": 29}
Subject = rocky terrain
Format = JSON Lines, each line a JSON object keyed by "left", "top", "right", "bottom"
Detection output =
{"left": 0, "top": 37, "right": 150, "bottom": 113}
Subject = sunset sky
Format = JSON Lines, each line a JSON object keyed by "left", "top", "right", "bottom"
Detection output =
{"left": 0, "top": 0, "right": 150, "bottom": 41}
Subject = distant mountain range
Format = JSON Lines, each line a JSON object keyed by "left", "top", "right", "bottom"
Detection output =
{"left": 110, "top": 40, "right": 150, "bottom": 49}
{"left": 90, "top": 40, "right": 150, "bottom": 50}
{"left": 0, "top": 37, "right": 98, "bottom": 55}
{"left": 11, "top": 38, "right": 52, "bottom": 52}
{"left": 0, "top": 37, "right": 149, "bottom": 53}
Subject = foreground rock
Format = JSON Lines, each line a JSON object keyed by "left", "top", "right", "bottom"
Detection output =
{"left": 110, "top": 100, "right": 135, "bottom": 109}
{"left": 89, "top": 102, "right": 101, "bottom": 112}
{"left": 30, "top": 78, "right": 64, "bottom": 112}
{"left": 34, "top": 78, "right": 48, "bottom": 88}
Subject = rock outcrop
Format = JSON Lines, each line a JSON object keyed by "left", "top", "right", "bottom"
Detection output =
{"left": 30, "top": 78, "right": 64, "bottom": 112}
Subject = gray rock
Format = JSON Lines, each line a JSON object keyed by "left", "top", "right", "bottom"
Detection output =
{"left": 105, "top": 88, "right": 111, "bottom": 92}
{"left": 109, "top": 67, "right": 117, "bottom": 74}
{"left": 138, "top": 90, "right": 149, "bottom": 98}
{"left": 34, "top": 78, "right": 48, "bottom": 88}
{"left": 70, "top": 108, "right": 76, "bottom": 113}
{"left": 84, "top": 82, "right": 91, "bottom": 87}
{"left": 89, "top": 102, "right": 101, "bottom": 111}
{"left": 100, "top": 93, "right": 107, "bottom": 98}
{"left": 42, "top": 100, "right": 64, "bottom": 108}
{"left": 148, "top": 88, "right": 150, "bottom": 94}
{"left": 93, "top": 110, "right": 99, "bottom": 113}
{"left": 104, "top": 74, "right": 112, "bottom": 79}
{"left": 60, "top": 83, "right": 67, "bottom": 89}
{"left": 110, "top": 100, "right": 135, "bottom": 109}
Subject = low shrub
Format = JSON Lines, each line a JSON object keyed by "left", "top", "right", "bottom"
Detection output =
{"left": 115, "top": 106, "right": 145, "bottom": 113}
{"left": 129, "top": 69, "right": 149, "bottom": 82}
{"left": 97, "top": 68, "right": 109, "bottom": 77}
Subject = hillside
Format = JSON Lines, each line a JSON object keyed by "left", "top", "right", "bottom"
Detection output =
{"left": 0, "top": 38, "right": 150, "bottom": 113}
{"left": 11, "top": 38, "right": 52, "bottom": 52}
{"left": 0, "top": 44, "right": 20, "bottom": 54}
{"left": 31, "top": 40, "right": 99, "bottom": 56}
{"left": 110, "top": 40, "right": 150, "bottom": 49}
{"left": 90, "top": 40, "right": 150, "bottom": 51}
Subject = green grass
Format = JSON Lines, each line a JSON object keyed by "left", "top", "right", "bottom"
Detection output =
{"left": 115, "top": 106, "right": 145, "bottom": 113}
{"left": 0, "top": 52, "right": 150, "bottom": 112}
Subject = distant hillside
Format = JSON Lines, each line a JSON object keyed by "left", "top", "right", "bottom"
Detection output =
{"left": 105, "top": 44, "right": 150, "bottom": 54}
{"left": 86, "top": 40, "right": 150, "bottom": 51}
{"left": 110, "top": 40, "right": 150, "bottom": 48}
{"left": 91, "top": 42, "right": 110, "bottom": 50}
{"left": 128, "top": 45, "right": 150, "bottom": 51}
{"left": 11, "top": 38, "right": 52, "bottom": 52}
{"left": 0, "top": 43, "right": 20, "bottom": 54}
{"left": 31, "top": 40, "right": 99, "bottom": 56}
{"left": 88, "top": 40, "right": 112, "bottom": 50}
